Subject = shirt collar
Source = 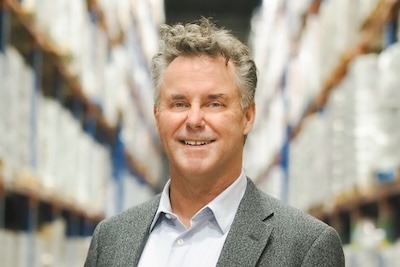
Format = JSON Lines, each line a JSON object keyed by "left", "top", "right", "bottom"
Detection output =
{"left": 206, "top": 170, "right": 247, "bottom": 233}
{"left": 149, "top": 170, "right": 247, "bottom": 234}
{"left": 148, "top": 180, "right": 173, "bottom": 231}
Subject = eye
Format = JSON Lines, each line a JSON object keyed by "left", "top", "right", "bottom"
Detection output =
{"left": 171, "top": 102, "right": 189, "bottom": 108}
{"left": 207, "top": 102, "right": 224, "bottom": 108}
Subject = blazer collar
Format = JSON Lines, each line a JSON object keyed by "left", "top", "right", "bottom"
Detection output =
{"left": 217, "top": 178, "right": 274, "bottom": 267}
{"left": 111, "top": 195, "right": 161, "bottom": 266}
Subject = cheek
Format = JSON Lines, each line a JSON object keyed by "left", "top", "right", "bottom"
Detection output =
{"left": 212, "top": 116, "right": 242, "bottom": 137}
{"left": 156, "top": 113, "right": 182, "bottom": 136}
{"left": 157, "top": 120, "right": 171, "bottom": 136}
{"left": 224, "top": 113, "right": 247, "bottom": 130}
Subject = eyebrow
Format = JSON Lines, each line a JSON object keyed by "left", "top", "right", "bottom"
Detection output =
{"left": 207, "top": 94, "right": 227, "bottom": 100}
{"left": 169, "top": 94, "right": 186, "bottom": 100}
{"left": 168, "top": 93, "right": 227, "bottom": 100}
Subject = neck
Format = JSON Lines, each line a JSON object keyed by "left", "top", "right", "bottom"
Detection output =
{"left": 168, "top": 168, "right": 242, "bottom": 228}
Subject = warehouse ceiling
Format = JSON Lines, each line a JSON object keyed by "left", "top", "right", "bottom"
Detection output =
{"left": 164, "top": 0, "right": 262, "bottom": 43}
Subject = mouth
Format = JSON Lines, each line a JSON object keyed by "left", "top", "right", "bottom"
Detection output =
{"left": 180, "top": 140, "right": 215, "bottom": 146}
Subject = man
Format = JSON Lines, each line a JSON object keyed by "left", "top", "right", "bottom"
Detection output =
{"left": 85, "top": 18, "right": 345, "bottom": 266}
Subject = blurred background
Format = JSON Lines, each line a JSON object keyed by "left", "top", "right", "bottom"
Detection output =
{"left": 0, "top": 0, "right": 399, "bottom": 266}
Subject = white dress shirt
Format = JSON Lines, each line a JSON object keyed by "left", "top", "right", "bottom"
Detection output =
{"left": 137, "top": 170, "right": 247, "bottom": 267}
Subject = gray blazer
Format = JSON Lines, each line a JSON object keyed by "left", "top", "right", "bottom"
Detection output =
{"left": 85, "top": 178, "right": 345, "bottom": 266}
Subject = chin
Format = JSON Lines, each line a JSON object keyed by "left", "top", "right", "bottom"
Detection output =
{"left": 176, "top": 162, "right": 214, "bottom": 177}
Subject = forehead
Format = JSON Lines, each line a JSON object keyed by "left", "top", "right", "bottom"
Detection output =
{"left": 160, "top": 55, "right": 238, "bottom": 95}
{"left": 166, "top": 55, "right": 234, "bottom": 76}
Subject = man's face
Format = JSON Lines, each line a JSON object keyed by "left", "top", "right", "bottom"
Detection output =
{"left": 154, "top": 55, "right": 255, "bottom": 180}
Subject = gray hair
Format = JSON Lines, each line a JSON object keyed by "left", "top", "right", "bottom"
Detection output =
{"left": 151, "top": 17, "right": 257, "bottom": 109}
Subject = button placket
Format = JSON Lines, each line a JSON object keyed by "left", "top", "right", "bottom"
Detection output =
{"left": 177, "top": 238, "right": 184, "bottom": 246}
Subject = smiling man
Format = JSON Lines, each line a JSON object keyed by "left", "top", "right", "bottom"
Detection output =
{"left": 154, "top": 55, "right": 255, "bottom": 229}
{"left": 85, "top": 18, "right": 345, "bottom": 267}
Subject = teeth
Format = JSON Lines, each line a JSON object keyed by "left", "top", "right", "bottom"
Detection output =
{"left": 184, "top": 140, "right": 212, "bottom": 146}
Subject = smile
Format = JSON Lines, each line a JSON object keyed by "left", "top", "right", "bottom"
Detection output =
{"left": 180, "top": 140, "right": 215, "bottom": 146}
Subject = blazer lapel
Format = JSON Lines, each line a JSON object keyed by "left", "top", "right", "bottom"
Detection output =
{"left": 111, "top": 196, "right": 160, "bottom": 266}
{"left": 217, "top": 179, "right": 274, "bottom": 267}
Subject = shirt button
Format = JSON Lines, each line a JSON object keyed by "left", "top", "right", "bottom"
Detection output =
{"left": 177, "top": 238, "right": 184, "bottom": 246}
{"left": 165, "top": 214, "right": 172, "bottom": 219}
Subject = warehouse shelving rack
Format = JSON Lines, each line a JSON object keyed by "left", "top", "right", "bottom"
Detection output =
{"left": 0, "top": 0, "right": 162, "bottom": 244}
{"left": 253, "top": 0, "right": 400, "bottom": 245}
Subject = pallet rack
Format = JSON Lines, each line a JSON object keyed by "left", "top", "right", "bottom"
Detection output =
{"left": 0, "top": 0, "right": 164, "bottom": 264}
{"left": 249, "top": 0, "right": 400, "bottom": 247}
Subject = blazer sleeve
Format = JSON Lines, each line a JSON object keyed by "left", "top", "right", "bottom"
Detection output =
{"left": 301, "top": 226, "right": 345, "bottom": 267}
{"left": 84, "top": 221, "right": 103, "bottom": 267}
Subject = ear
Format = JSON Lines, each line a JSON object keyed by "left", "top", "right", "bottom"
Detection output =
{"left": 154, "top": 104, "right": 161, "bottom": 130}
{"left": 243, "top": 102, "right": 255, "bottom": 135}
{"left": 153, "top": 104, "right": 158, "bottom": 117}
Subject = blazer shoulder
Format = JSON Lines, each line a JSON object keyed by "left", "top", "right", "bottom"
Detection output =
{"left": 245, "top": 180, "right": 330, "bottom": 238}
{"left": 259, "top": 190, "right": 328, "bottom": 231}
{"left": 85, "top": 195, "right": 162, "bottom": 266}
{"left": 258, "top": 191, "right": 345, "bottom": 266}
{"left": 100, "top": 194, "right": 161, "bottom": 228}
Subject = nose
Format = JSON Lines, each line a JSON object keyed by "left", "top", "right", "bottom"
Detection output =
{"left": 186, "top": 106, "right": 204, "bottom": 129}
